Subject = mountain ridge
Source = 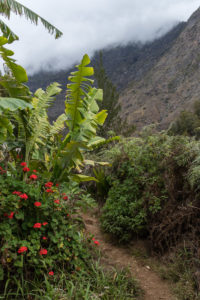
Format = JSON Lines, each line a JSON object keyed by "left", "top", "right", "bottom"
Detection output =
{"left": 119, "top": 6, "right": 200, "bottom": 129}
{"left": 28, "top": 21, "right": 186, "bottom": 123}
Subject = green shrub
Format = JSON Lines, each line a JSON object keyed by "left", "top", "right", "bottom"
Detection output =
{"left": 100, "top": 132, "right": 200, "bottom": 247}
{"left": 0, "top": 162, "right": 89, "bottom": 292}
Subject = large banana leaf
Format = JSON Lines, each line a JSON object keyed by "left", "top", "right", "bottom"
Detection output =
{"left": 0, "top": 97, "right": 32, "bottom": 113}
{"left": 52, "top": 54, "right": 108, "bottom": 181}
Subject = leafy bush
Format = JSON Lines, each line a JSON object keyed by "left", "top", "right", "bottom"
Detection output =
{"left": 100, "top": 131, "right": 200, "bottom": 248}
{"left": 0, "top": 162, "right": 90, "bottom": 292}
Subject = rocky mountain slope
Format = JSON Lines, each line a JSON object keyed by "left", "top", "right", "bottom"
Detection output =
{"left": 28, "top": 22, "right": 185, "bottom": 123}
{"left": 120, "top": 7, "right": 200, "bottom": 129}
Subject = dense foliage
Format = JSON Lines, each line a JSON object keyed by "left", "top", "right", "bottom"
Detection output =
{"left": 98, "top": 129, "right": 200, "bottom": 253}
{"left": 169, "top": 99, "right": 200, "bottom": 138}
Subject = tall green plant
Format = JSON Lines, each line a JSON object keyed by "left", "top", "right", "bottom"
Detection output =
{"left": 52, "top": 54, "right": 108, "bottom": 181}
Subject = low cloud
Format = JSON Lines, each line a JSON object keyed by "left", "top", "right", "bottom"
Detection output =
{"left": 2, "top": 0, "right": 199, "bottom": 74}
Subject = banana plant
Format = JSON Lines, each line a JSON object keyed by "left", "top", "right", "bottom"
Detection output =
{"left": 51, "top": 54, "right": 108, "bottom": 182}
{"left": 0, "top": 36, "right": 32, "bottom": 143}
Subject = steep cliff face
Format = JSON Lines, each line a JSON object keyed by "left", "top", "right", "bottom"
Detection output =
{"left": 120, "top": 7, "right": 200, "bottom": 129}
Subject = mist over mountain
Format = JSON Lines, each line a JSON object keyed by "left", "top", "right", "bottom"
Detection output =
{"left": 28, "top": 21, "right": 185, "bottom": 122}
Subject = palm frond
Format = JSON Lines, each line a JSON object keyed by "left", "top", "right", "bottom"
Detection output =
{"left": 0, "top": 0, "right": 62, "bottom": 39}
{"left": 0, "top": 19, "right": 18, "bottom": 43}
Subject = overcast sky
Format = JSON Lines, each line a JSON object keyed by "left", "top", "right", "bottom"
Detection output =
{"left": 1, "top": 0, "right": 199, "bottom": 74}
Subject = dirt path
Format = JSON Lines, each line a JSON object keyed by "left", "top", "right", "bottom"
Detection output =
{"left": 83, "top": 212, "right": 177, "bottom": 300}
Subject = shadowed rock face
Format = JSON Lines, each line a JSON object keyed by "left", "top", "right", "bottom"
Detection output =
{"left": 119, "top": 6, "right": 200, "bottom": 130}
{"left": 28, "top": 21, "right": 185, "bottom": 123}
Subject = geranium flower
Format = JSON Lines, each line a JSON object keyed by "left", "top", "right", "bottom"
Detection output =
{"left": 8, "top": 212, "right": 14, "bottom": 219}
{"left": 48, "top": 271, "right": 54, "bottom": 276}
{"left": 45, "top": 182, "right": 53, "bottom": 188}
{"left": 93, "top": 240, "right": 100, "bottom": 245}
{"left": 43, "top": 222, "right": 48, "bottom": 226}
{"left": 45, "top": 189, "right": 53, "bottom": 193}
{"left": 23, "top": 167, "right": 30, "bottom": 172}
{"left": 63, "top": 196, "right": 68, "bottom": 200}
{"left": 20, "top": 162, "right": 27, "bottom": 167}
{"left": 19, "top": 193, "right": 28, "bottom": 200}
{"left": 33, "top": 223, "right": 42, "bottom": 228}
{"left": 12, "top": 191, "right": 21, "bottom": 196}
{"left": 30, "top": 174, "right": 37, "bottom": 180}
{"left": 39, "top": 249, "right": 48, "bottom": 255}
{"left": 33, "top": 170, "right": 37, "bottom": 173}
{"left": 42, "top": 237, "right": 47, "bottom": 240}
{"left": 55, "top": 183, "right": 59, "bottom": 187}
{"left": 34, "top": 202, "right": 41, "bottom": 207}
{"left": 54, "top": 199, "right": 60, "bottom": 204}
{"left": 18, "top": 246, "right": 28, "bottom": 254}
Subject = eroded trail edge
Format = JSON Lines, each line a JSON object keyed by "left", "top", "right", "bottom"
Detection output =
{"left": 83, "top": 212, "right": 177, "bottom": 300}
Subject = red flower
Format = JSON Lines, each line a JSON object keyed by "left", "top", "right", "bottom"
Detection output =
{"left": 48, "top": 271, "right": 54, "bottom": 276}
{"left": 42, "top": 236, "right": 47, "bottom": 240}
{"left": 63, "top": 196, "right": 68, "bottom": 200}
{"left": 30, "top": 174, "right": 37, "bottom": 180}
{"left": 55, "top": 183, "right": 59, "bottom": 187}
{"left": 45, "top": 182, "right": 53, "bottom": 188}
{"left": 8, "top": 212, "right": 14, "bottom": 219}
{"left": 12, "top": 191, "right": 21, "bottom": 196}
{"left": 46, "top": 189, "right": 53, "bottom": 193}
{"left": 33, "top": 170, "right": 37, "bottom": 173}
{"left": 39, "top": 248, "right": 48, "bottom": 255}
{"left": 20, "top": 162, "right": 27, "bottom": 167}
{"left": 18, "top": 246, "right": 28, "bottom": 254}
{"left": 23, "top": 167, "right": 30, "bottom": 172}
{"left": 54, "top": 199, "right": 60, "bottom": 204}
{"left": 19, "top": 193, "right": 28, "bottom": 200}
{"left": 93, "top": 240, "right": 100, "bottom": 246}
{"left": 43, "top": 222, "right": 48, "bottom": 226}
{"left": 33, "top": 223, "right": 42, "bottom": 228}
{"left": 34, "top": 202, "right": 41, "bottom": 207}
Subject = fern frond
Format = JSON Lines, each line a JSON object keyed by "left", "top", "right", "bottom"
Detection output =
{"left": 0, "top": 0, "right": 62, "bottom": 39}
{"left": 50, "top": 114, "right": 66, "bottom": 136}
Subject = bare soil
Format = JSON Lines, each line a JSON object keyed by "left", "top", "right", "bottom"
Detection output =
{"left": 82, "top": 211, "right": 177, "bottom": 300}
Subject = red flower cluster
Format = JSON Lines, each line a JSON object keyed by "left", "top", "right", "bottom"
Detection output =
{"left": 4, "top": 212, "right": 14, "bottom": 219}
{"left": 39, "top": 248, "right": 48, "bottom": 255}
{"left": 63, "top": 196, "right": 68, "bottom": 200}
{"left": 30, "top": 174, "right": 37, "bottom": 180}
{"left": 33, "top": 222, "right": 48, "bottom": 228}
{"left": 33, "top": 170, "right": 37, "bottom": 173}
{"left": 0, "top": 166, "right": 6, "bottom": 174}
{"left": 20, "top": 162, "right": 27, "bottom": 167}
{"left": 19, "top": 193, "right": 28, "bottom": 200}
{"left": 18, "top": 246, "right": 28, "bottom": 254}
{"left": 33, "top": 223, "right": 42, "bottom": 228}
{"left": 23, "top": 167, "right": 30, "bottom": 172}
{"left": 48, "top": 271, "right": 54, "bottom": 276}
{"left": 42, "top": 236, "right": 47, "bottom": 240}
{"left": 34, "top": 202, "right": 41, "bottom": 207}
{"left": 54, "top": 199, "right": 60, "bottom": 204}
{"left": 46, "top": 189, "right": 54, "bottom": 193}
{"left": 8, "top": 212, "right": 14, "bottom": 219}
{"left": 92, "top": 237, "right": 100, "bottom": 246}
{"left": 12, "top": 191, "right": 21, "bottom": 196}
{"left": 45, "top": 182, "right": 53, "bottom": 188}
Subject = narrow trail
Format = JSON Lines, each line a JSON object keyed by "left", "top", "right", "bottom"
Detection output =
{"left": 82, "top": 212, "right": 177, "bottom": 300}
